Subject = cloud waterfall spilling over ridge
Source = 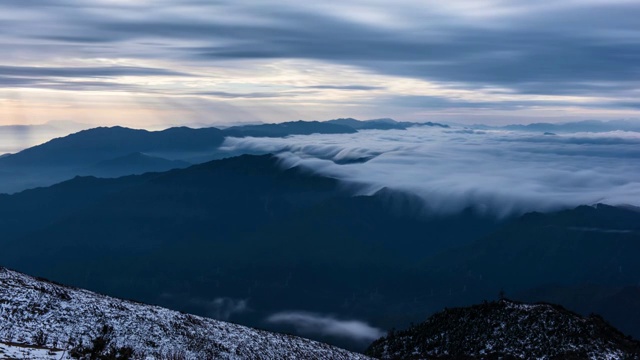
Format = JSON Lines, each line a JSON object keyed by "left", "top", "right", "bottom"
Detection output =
{"left": 221, "top": 126, "right": 640, "bottom": 216}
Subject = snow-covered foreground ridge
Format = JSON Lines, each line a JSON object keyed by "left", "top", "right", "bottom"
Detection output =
{"left": 0, "top": 267, "right": 372, "bottom": 359}
{"left": 0, "top": 341, "right": 64, "bottom": 360}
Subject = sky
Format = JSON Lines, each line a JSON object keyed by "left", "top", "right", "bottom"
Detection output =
{"left": 1, "top": 0, "right": 640, "bottom": 127}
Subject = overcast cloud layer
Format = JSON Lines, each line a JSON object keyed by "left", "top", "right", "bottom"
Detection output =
{"left": 222, "top": 126, "right": 640, "bottom": 216}
{"left": 0, "top": 1, "right": 639, "bottom": 126}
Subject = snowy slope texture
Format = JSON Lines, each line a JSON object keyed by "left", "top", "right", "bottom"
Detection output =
{"left": 366, "top": 299, "right": 640, "bottom": 360}
{"left": 0, "top": 267, "right": 371, "bottom": 360}
{"left": 0, "top": 341, "right": 64, "bottom": 360}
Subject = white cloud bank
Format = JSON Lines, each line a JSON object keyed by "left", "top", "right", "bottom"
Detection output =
{"left": 265, "top": 311, "right": 385, "bottom": 343}
{"left": 221, "top": 126, "right": 640, "bottom": 216}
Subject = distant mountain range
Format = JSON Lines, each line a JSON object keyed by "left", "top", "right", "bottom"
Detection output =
{"left": 0, "top": 120, "right": 92, "bottom": 156}
{"left": 0, "top": 267, "right": 370, "bottom": 360}
{"left": 367, "top": 299, "right": 640, "bottom": 359}
{"left": 472, "top": 119, "right": 640, "bottom": 133}
{"left": 222, "top": 120, "right": 358, "bottom": 137}
{"left": 82, "top": 152, "right": 191, "bottom": 177}
{"left": 15, "top": 117, "right": 636, "bottom": 195}
{"left": 326, "top": 118, "right": 449, "bottom": 130}
{"left": 0, "top": 126, "right": 226, "bottom": 194}
{"left": 0, "top": 118, "right": 446, "bottom": 194}
{"left": 1, "top": 153, "right": 640, "bottom": 350}
{"left": 0, "top": 126, "right": 226, "bottom": 168}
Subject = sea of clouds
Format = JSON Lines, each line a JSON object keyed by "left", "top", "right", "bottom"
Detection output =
{"left": 221, "top": 126, "right": 640, "bottom": 217}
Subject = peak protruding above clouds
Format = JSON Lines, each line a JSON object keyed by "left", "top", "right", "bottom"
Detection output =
{"left": 327, "top": 118, "right": 407, "bottom": 130}
{"left": 0, "top": 126, "right": 225, "bottom": 167}
{"left": 0, "top": 119, "right": 448, "bottom": 194}
{"left": 326, "top": 118, "right": 449, "bottom": 130}
{"left": 0, "top": 125, "right": 224, "bottom": 193}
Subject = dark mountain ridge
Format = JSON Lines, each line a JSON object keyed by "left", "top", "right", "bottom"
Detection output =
{"left": 0, "top": 118, "right": 449, "bottom": 168}
{"left": 366, "top": 299, "right": 640, "bottom": 359}
{"left": 1, "top": 154, "right": 640, "bottom": 348}
{"left": 223, "top": 120, "right": 357, "bottom": 137}
{"left": 0, "top": 118, "right": 449, "bottom": 194}
{"left": 0, "top": 154, "right": 501, "bottom": 351}
{"left": 83, "top": 152, "right": 191, "bottom": 177}
{"left": 326, "top": 118, "right": 449, "bottom": 130}
{"left": 0, "top": 126, "right": 224, "bottom": 194}
{"left": 327, "top": 118, "right": 408, "bottom": 130}
{"left": 0, "top": 126, "right": 225, "bottom": 168}
{"left": 382, "top": 203, "right": 640, "bottom": 341}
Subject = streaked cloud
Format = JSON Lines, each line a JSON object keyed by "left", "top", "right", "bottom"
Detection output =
{"left": 304, "top": 85, "right": 384, "bottom": 91}
{"left": 0, "top": 65, "right": 190, "bottom": 78}
{"left": 191, "top": 91, "right": 298, "bottom": 99}
{"left": 0, "top": 1, "right": 639, "bottom": 126}
{"left": 265, "top": 311, "right": 385, "bottom": 343}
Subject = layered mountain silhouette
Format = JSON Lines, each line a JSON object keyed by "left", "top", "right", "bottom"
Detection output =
{"left": 0, "top": 154, "right": 500, "bottom": 351}
{"left": 327, "top": 118, "right": 408, "bottom": 130}
{"left": 473, "top": 119, "right": 640, "bottom": 133}
{"left": 223, "top": 120, "right": 357, "bottom": 137}
{"left": 0, "top": 126, "right": 224, "bottom": 193}
{"left": 82, "top": 152, "right": 190, "bottom": 177}
{"left": 1, "top": 153, "right": 639, "bottom": 350}
{"left": 366, "top": 299, "right": 640, "bottom": 359}
{"left": 0, "top": 118, "right": 447, "bottom": 194}
{"left": 0, "top": 120, "right": 91, "bottom": 155}
{"left": 326, "top": 118, "right": 449, "bottom": 130}
{"left": 0, "top": 126, "right": 225, "bottom": 168}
